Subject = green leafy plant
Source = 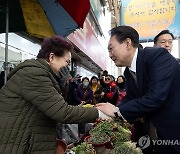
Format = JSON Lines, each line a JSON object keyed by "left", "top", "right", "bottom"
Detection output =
{"left": 112, "top": 125, "right": 131, "bottom": 143}
{"left": 88, "top": 133, "right": 110, "bottom": 144}
{"left": 72, "top": 142, "right": 95, "bottom": 154}
{"left": 109, "top": 141, "right": 142, "bottom": 154}
{"left": 73, "top": 120, "right": 142, "bottom": 154}
{"left": 88, "top": 120, "right": 131, "bottom": 145}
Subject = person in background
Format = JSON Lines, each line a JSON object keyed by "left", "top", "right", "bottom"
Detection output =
{"left": 110, "top": 74, "right": 116, "bottom": 82}
{"left": 74, "top": 77, "right": 93, "bottom": 105}
{"left": 154, "top": 29, "right": 180, "bottom": 63}
{"left": 0, "top": 71, "right": 5, "bottom": 89}
{"left": 66, "top": 74, "right": 82, "bottom": 105}
{"left": 89, "top": 76, "right": 102, "bottom": 104}
{"left": 74, "top": 74, "right": 82, "bottom": 84}
{"left": 116, "top": 75, "right": 126, "bottom": 105}
{"left": 116, "top": 75, "right": 126, "bottom": 91}
{"left": 96, "top": 26, "right": 180, "bottom": 153}
{"left": 74, "top": 77, "right": 94, "bottom": 141}
{"left": 98, "top": 70, "right": 108, "bottom": 86}
{"left": 0, "top": 67, "right": 14, "bottom": 89}
{"left": 0, "top": 36, "right": 110, "bottom": 154}
{"left": 99, "top": 74, "right": 119, "bottom": 106}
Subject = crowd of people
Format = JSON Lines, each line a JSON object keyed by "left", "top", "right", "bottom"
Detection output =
{"left": 62, "top": 70, "right": 126, "bottom": 107}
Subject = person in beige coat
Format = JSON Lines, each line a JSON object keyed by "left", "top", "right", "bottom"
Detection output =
{"left": 0, "top": 36, "right": 108, "bottom": 154}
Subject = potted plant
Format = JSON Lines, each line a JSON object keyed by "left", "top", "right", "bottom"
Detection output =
{"left": 109, "top": 141, "right": 142, "bottom": 154}
{"left": 72, "top": 142, "right": 96, "bottom": 154}
{"left": 72, "top": 120, "right": 142, "bottom": 154}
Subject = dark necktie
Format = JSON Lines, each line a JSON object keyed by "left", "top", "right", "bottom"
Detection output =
{"left": 130, "top": 70, "right": 138, "bottom": 87}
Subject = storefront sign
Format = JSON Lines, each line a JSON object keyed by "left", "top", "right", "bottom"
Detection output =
{"left": 68, "top": 20, "right": 106, "bottom": 69}
{"left": 121, "top": 0, "right": 180, "bottom": 40}
{"left": 90, "top": 0, "right": 103, "bottom": 22}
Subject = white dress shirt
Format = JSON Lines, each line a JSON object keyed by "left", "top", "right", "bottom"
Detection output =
{"left": 129, "top": 48, "right": 138, "bottom": 73}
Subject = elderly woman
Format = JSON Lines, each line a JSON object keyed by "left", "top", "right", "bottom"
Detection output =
{"left": 0, "top": 36, "right": 107, "bottom": 154}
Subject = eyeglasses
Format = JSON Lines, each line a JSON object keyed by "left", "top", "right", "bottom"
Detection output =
{"left": 63, "top": 57, "right": 71, "bottom": 65}
{"left": 66, "top": 59, "right": 71, "bottom": 65}
{"left": 105, "top": 78, "right": 111, "bottom": 81}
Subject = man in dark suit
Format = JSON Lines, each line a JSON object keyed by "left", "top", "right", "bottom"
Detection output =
{"left": 154, "top": 29, "right": 180, "bottom": 63}
{"left": 96, "top": 26, "right": 180, "bottom": 153}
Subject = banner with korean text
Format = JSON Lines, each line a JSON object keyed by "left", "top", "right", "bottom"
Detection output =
{"left": 121, "top": 0, "right": 180, "bottom": 40}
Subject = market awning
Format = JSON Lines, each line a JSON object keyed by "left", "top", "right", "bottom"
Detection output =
{"left": 0, "top": 0, "right": 90, "bottom": 38}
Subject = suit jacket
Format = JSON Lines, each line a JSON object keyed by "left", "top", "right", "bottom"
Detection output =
{"left": 118, "top": 47, "right": 180, "bottom": 152}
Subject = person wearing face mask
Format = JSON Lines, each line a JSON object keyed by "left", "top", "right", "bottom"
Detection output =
{"left": 0, "top": 36, "right": 111, "bottom": 154}
{"left": 74, "top": 77, "right": 94, "bottom": 141}
{"left": 74, "top": 77, "right": 93, "bottom": 105}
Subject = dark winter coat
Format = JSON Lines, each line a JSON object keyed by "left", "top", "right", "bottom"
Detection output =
{"left": 100, "top": 82, "right": 119, "bottom": 105}
{"left": 0, "top": 58, "right": 98, "bottom": 154}
{"left": 74, "top": 85, "right": 93, "bottom": 104}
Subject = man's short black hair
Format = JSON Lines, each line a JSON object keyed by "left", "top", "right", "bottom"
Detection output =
{"left": 103, "top": 70, "right": 108, "bottom": 76}
{"left": 109, "top": 25, "right": 139, "bottom": 48}
{"left": 154, "top": 30, "right": 174, "bottom": 44}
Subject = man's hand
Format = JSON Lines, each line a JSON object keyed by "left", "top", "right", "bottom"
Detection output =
{"left": 96, "top": 102, "right": 116, "bottom": 118}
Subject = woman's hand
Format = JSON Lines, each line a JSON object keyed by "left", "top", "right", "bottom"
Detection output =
{"left": 80, "top": 101, "right": 86, "bottom": 105}
{"left": 100, "top": 92, "right": 105, "bottom": 97}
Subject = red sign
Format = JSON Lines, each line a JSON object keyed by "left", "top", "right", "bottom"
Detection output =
{"left": 68, "top": 20, "right": 106, "bottom": 69}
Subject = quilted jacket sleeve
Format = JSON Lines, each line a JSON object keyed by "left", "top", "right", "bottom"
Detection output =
{"left": 19, "top": 66, "right": 98, "bottom": 124}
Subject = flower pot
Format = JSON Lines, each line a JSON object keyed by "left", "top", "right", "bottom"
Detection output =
{"left": 56, "top": 139, "right": 67, "bottom": 154}
{"left": 94, "top": 146, "right": 110, "bottom": 154}
{"left": 85, "top": 135, "right": 112, "bottom": 148}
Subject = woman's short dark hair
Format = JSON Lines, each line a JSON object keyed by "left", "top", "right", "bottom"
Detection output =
{"left": 37, "top": 36, "right": 73, "bottom": 61}
{"left": 109, "top": 25, "right": 139, "bottom": 48}
{"left": 82, "top": 77, "right": 89, "bottom": 82}
{"left": 117, "top": 75, "right": 126, "bottom": 82}
{"left": 89, "top": 76, "right": 98, "bottom": 85}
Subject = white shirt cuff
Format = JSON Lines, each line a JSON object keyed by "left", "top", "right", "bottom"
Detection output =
{"left": 98, "top": 110, "right": 112, "bottom": 120}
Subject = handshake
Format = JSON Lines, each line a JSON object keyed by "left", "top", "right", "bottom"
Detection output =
{"left": 95, "top": 102, "right": 121, "bottom": 120}
{"left": 95, "top": 103, "right": 125, "bottom": 122}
